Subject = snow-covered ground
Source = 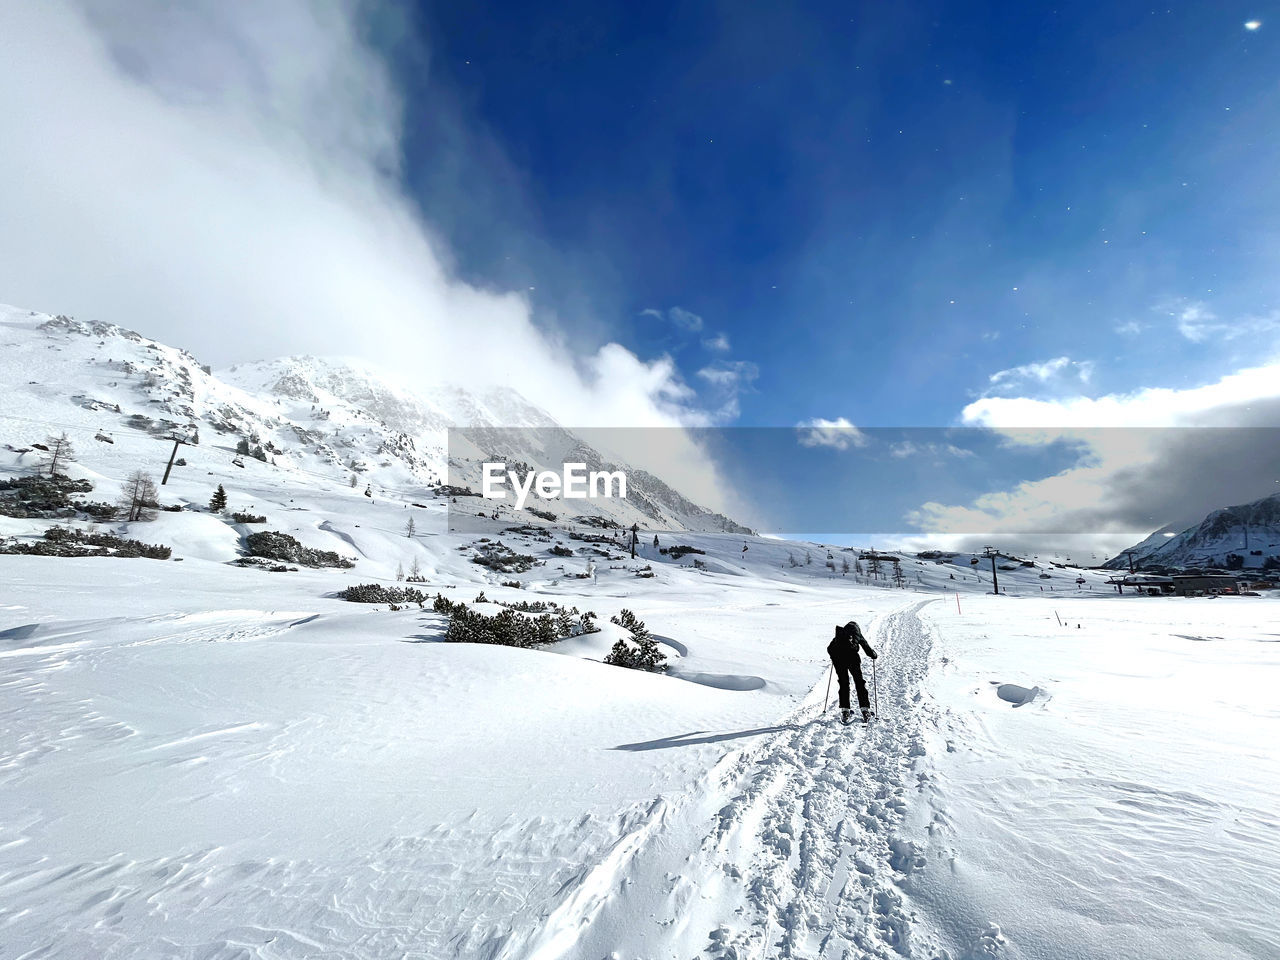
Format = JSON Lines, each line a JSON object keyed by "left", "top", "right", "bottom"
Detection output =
{"left": 4, "top": 545, "right": 1278, "bottom": 958}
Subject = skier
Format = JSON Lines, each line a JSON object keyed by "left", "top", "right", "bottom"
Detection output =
{"left": 827, "top": 620, "right": 878, "bottom": 724}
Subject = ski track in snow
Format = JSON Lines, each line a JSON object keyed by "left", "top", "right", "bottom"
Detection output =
{"left": 546, "top": 599, "right": 950, "bottom": 960}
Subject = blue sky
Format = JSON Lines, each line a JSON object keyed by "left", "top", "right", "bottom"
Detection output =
{"left": 392, "top": 1, "right": 1280, "bottom": 427}
{"left": 4, "top": 1, "right": 1279, "bottom": 550}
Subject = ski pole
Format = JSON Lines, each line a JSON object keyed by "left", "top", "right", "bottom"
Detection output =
{"left": 872, "top": 657, "right": 879, "bottom": 718}
{"left": 824, "top": 662, "right": 833, "bottom": 712}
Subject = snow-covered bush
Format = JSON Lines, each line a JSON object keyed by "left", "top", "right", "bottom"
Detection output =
{"left": 659, "top": 545, "right": 705, "bottom": 559}
{"left": 604, "top": 609, "right": 667, "bottom": 673}
{"left": 337, "top": 583, "right": 427, "bottom": 604}
{"left": 0, "top": 475, "right": 94, "bottom": 518}
{"left": 444, "top": 606, "right": 558, "bottom": 647}
{"left": 0, "top": 526, "right": 170, "bottom": 560}
{"left": 436, "top": 598, "right": 598, "bottom": 648}
{"left": 470, "top": 541, "right": 537, "bottom": 573}
{"left": 245, "top": 531, "right": 355, "bottom": 569}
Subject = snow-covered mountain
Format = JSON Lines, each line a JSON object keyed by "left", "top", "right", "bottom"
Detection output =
{"left": 1104, "top": 491, "right": 1280, "bottom": 570}
{"left": 0, "top": 304, "right": 751, "bottom": 533}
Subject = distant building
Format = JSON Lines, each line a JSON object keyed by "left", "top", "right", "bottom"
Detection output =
{"left": 1170, "top": 574, "right": 1238, "bottom": 596}
{"left": 1115, "top": 575, "right": 1175, "bottom": 596}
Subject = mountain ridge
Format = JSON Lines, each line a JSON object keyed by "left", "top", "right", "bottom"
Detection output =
{"left": 1104, "top": 490, "right": 1280, "bottom": 571}
{"left": 0, "top": 303, "right": 752, "bottom": 534}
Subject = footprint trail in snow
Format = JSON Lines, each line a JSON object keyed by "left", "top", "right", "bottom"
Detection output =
{"left": 554, "top": 599, "right": 949, "bottom": 960}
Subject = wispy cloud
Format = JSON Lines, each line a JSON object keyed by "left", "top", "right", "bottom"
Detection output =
{"left": 695, "top": 360, "right": 759, "bottom": 421}
{"left": 641, "top": 306, "right": 704, "bottom": 332}
{"left": 1172, "top": 299, "right": 1280, "bottom": 343}
{"left": 889, "top": 440, "right": 976, "bottom": 459}
{"left": 1176, "top": 302, "right": 1220, "bottom": 342}
{"left": 796, "top": 417, "right": 869, "bottom": 450}
{"left": 696, "top": 360, "right": 757, "bottom": 387}
{"left": 702, "top": 331, "right": 731, "bottom": 352}
{"left": 1114, "top": 319, "right": 1144, "bottom": 336}
{"left": 987, "top": 356, "right": 1094, "bottom": 393}
{"left": 669, "top": 306, "right": 704, "bottom": 332}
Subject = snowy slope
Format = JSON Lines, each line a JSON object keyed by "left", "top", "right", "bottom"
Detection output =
{"left": 0, "top": 303, "right": 749, "bottom": 534}
{"left": 1105, "top": 491, "right": 1280, "bottom": 570}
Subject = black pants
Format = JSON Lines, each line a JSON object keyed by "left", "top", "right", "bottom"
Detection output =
{"left": 834, "top": 661, "right": 869, "bottom": 710}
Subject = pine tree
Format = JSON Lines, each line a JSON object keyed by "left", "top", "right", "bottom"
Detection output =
{"left": 349, "top": 474, "right": 358, "bottom": 488}
{"left": 235, "top": 438, "right": 251, "bottom": 456}
{"left": 395, "top": 560, "right": 405, "bottom": 581}
{"left": 209, "top": 484, "right": 228, "bottom": 512}
{"left": 405, "top": 516, "right": 416, "bottom": 538}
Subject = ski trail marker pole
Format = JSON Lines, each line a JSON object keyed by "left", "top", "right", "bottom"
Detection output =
{"left": 824, "top": 663, "right": 833, "bottom": 713}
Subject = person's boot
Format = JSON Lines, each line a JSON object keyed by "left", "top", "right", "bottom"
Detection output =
{"left": 841, "top": 708, "right": 852, "bottom": 725}
{"left": 861, "top": 708, "right": 873, "bottom": 723}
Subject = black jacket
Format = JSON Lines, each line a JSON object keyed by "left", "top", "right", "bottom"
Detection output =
{"left": 827, "top": 622, "right": 877, "bottom": 667}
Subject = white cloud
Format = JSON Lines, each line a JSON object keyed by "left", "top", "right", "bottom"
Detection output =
{"left": 640, "top": 305, "right": 706, "bottom": 335}
{"left": 1174, "top": 300, "right": 1280, "bottom": 343}
{"left": 696, "top": 360, "right": 757, "bottom": 387}
{"left": 889, "top": 441, "right": 976, "bottom": 460}
{"left": 963, "top": 359, "right": 1280, "bottom": 429}
{"left": 695, "top": 360, "right": 759, "bottom": 422}
{"left": 909, "top": 359, "right": 1280, "bottom": 549}
{"left": 987, "top": 356, "right": 1094, "bottom": 390}
{"left": 0, "top": 2, "right": 709, "bottom": 434}
{"left": 797, "top": 417, "right": 869, "bottom": 451}
{"left": 702, "top": 331, "right": 731, "bottom": 352}
{"left": 1177, "top": 302, "right": 1220, "bottom": 342}
{"left": 668, "top": 306, "right": 704, "bottom": 332}
{"left": 1114, "top": 319, "right": 1144, "bottom": 336}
